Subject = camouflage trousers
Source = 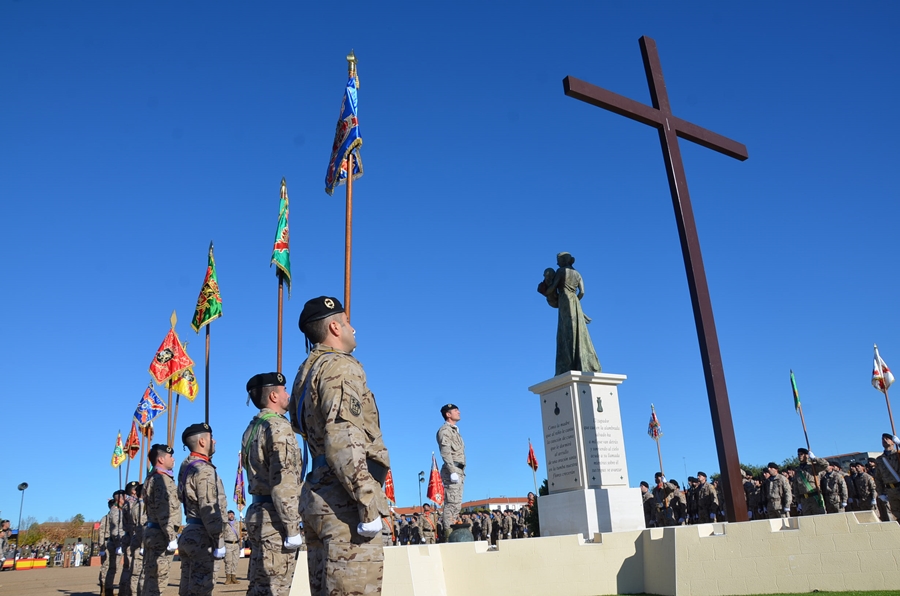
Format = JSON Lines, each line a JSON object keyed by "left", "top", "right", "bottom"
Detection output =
{"left": 143, "top": 528, "right": 174, "bottom": 596}
{"left": 178, "top": 526, "right": 215, "bottom": 596}
{"left": 825, "top": 499, "right": 845, "bottom": 514}
{"left": 129, "top": 544, "right": 144, "bottom": 596}
{"left": 440, "top": 466, "right": 465, "bottom": 533}
{"left": 245, "top": 502, "right": 298, "bottom": 596}
{"left": 101, "top": 540, "right": 121, "bottom": 594}
{"left": 119, "top": 546, "right": 134, "bottom": 596}
{"left": 224, "top": 541, "right": 239, "bottom": 575}
{"left": 767, "top": 507, "right": 790, "bottom": 519}
{"left": 300, "top": 479, "right": 384, "bottom": 596}
{"left": 798, "top": 495, "right": 826, "bottom": 516}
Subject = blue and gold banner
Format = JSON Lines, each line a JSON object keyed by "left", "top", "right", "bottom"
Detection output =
{"left": 325, "top": 73, "right": 363, "bottom": 195}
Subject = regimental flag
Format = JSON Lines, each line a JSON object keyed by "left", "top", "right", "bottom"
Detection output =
{"left": 426, "top": 453, "right": 444, "bottom": 507}
{"left": 111, "top": 432, "right": 126, "bottom": 468}
{"left": 527, "top": 441, "right": 539, "bottom": 472}
{"left": 149, "top": 326, "right": 194, "bottom": 385}
{"left": 873, "top": 344, "right": 895, "bottom": 393}
{"left": 125, "top": 421, "right": 141, "bottom": 460}
{"left": 166, "top": 349, "right": 199, "bottom": 401}
{"left": 325, "top": 56, "right": 363, "bottom": 195}
{"left": 271, "top": 178, "right": 292, "bottom": 295}
{"left": 790, "top": 370, "right": 802, "bottom": 413}
{"left": 384, "top": 469, "right": 396, "bottom": 503}
{"left": 134, "top": 385, "right": 167, "bottom": 427}
{"left": 647, "top": 404, "right": 662, "bottom": 440}
{"left": 141, "top": 420, "right": 155, "bottom": 442}
{"left": 234, "top": 451, "right": 246, "bottom": 510}
{"left": 191, "top": 242, "right": 223, "bottom": 332}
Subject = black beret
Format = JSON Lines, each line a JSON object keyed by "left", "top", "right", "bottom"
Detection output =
{"left": 108, "top": 499, "right": 115, "bottom": 508}
{"left": 149, "top": 443, "right": 174, "bottom": 463}
{"left": 868, "top": 457, "right": 876, "bottom": 464}
{"left": 112, "top": 490, "right": 125, "bottom": 497}
{"left": 883, "top": 433, "right": 895, "bottom": 441}
{"left": 640, "top": 481, "right": 649, "bottom": 488}
{"left": 182, "top": 422, "right": 212, "bottom": 444}
{"left": 688, "top": 476, "right": 697, "bottom": 482}
{"left": 767, "top": 462, "right": 779, "bottom": 470}
{"left": 246, "top": 372, "right": 286, "bottom": 394}
{"left": 798, "top": 447, "right": 809, "bottom": 455}
{"left": 671, "top": 479, "right": 680, "bottom": 488}
{"left": 125, "top": 481, "right": 140, "bottom": 491}
{"left": 440, "top": 403, "right": 459, "bottom": 416}
{"left": 298, "top": 296, "right": 344, "bottom": 333}
{"left": 697, "top": 471, "right": 707, "bottom": 478}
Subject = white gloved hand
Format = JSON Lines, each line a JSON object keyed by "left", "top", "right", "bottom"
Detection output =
{"left": 709, "top": 513, "right": 716, "bottom": 520}
{"left": 783, "top": 508, "right": 789, "bottom": 513}
{"left": 212, "top": 547, "right": 226, "bottom": 560}
{"left": 450, "top": 473, "right": 460, "bottom": 484}
{"left": 139, "top": 548, "right": 144, "bottom": 556}
{"left": 807, "top": 451, "right": 816, "bottom": 460}
{"left": 841, "top": 502, "right": 847, "bottom": 508}
{"left": 116, "top": 547, "right": 123, "bottom": 555}
{"left": 893, "top": 435, "right": 900, "bottom": 445}
{"left": 357, "top": 519, "right": 383, "bottom": 538}
{"left": 283, "top": 534, "right": 303, "bottom": 550}
{"left": 879, "top": 495, "right": 889, "bottom": 503}
{"left": 660, "top": 475, "right": 667, "bottom": 484}
{"left": 166, "top": 540, "right": 178, "bottom": 553}
{"left": 871, "top": 499, "right": 877, "bottom": 505}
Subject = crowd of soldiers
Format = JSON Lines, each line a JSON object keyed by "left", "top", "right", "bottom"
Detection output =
{"left": 642, "top": 433, "right": 900, "bottom": 527}
{"left": 388, "top": 507, "right": 531, "bottom": 546}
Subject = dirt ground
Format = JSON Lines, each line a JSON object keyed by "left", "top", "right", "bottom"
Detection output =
{"left": 0, "top": 556, "right": 251, "bottom": 596}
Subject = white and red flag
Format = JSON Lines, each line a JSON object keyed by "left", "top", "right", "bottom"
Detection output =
{"left": 873, "top": 344, "right": 895, "bottom": 393}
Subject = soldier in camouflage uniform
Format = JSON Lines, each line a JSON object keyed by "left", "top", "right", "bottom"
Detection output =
{"left": 792, "top": 448, "right": 826, "bottom": 516}
{"left": 98, "top": 498, "right": 113, "bottom": 594}
{"left": 765, "top": 463, "right": 792, "bottom": 518}
{"left": 101, "top": 490, "right": 125, "bottom": 596}
{"left": 640, "top": 481, "right": 653, "bottom": 527}
{"left": 873, "top": 432, "right": 900, "bottom": 523}
{"left": 436, "top": 403, "right": 465, "bottom": 539}
{"left": 127, "top": 482, "right": 146, "bottom": 596}
{"left": 851, "top": 461, "right": 877, "bottom": 512}
{"left": 118, "top": 481, "right": 141, "bottom": 596}
{"left": 418, "top": 504, "right": 439, "bottom": 544}
{"left": 481, "top": 510, "right": 493, "bottom": 545}
{"left": 242, "top": 372, "right": 304, "bottom": 596}
{"left": 292, "top": 296, "right": 392, "bottom": 596}
{"left": 685, "top": 477, "right": 699, "bottom": 524}
{"left": 143, "top": 444, "right": 181, "bottom": 596}
{"left": 821, "top": 461, "right": 848, "bottom": 513}
{"left": 177, "top": 422, "right": 227, "bottom": 596}
{"left": 695, "top": 472, "right": 718, "bottom": 522}
{"left": 223, "top": 510, "right": 241, "bottom": 584}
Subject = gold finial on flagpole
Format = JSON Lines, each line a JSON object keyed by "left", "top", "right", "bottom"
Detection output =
{"left": 170, "top": 310, "right": 177, "bottom": 328}
{"left": 347, "top": 49, "right": 358, "bottom": 87}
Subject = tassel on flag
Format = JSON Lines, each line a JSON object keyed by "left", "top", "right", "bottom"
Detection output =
{"left": 647, "top": 404, "right": 662, "bottom": 440}
{"left": 873, "top": 344, "right": 895, "bottom": 393}
{"left": 125, "top": 421, "right": 141, "bottom": 460}
{"left": 134, "top": 385, "right": 167, "bottom": 427}
{"left": 234, "top": 451, "right": 246, "bottom": 511}
{"left": 790, "top": 370, "right": 802, "bottom": 413}
{"left": 140, "top": 420, "right": 155, "bottom": 442}
{"left": 527, "top": 441, "right": 539, "bottom": 472}
{"left": 384, "top": 469, "right": 396, "bottom": 503}
{"left": 325, "top": 51, "right": 363, "bottom": 195}
{"left": 426, "top": 453, "right": 444, "bottom": 507}
{"left": 111, "top": 432, "right": 126, "bottom": 468}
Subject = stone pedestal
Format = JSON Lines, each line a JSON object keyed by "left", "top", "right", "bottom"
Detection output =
{"left": 528, "top": 371, "right": 644, "bottom": 536}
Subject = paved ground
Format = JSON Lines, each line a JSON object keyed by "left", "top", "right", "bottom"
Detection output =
{"left": 0, "top": 557, "right": 251, "bottom": 596}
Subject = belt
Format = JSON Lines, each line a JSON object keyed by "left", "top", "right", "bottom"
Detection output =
{"left": 310, "top": 455, "right": 388, "bottom": 487}
{"left": 800, "top": 490, "right": 820, "bottom": 499}
{"left": 185, "top": 517, "right": 202, "bottom": 525}
{"left": 146, "top": 522, "right": 161, "bottom": 529}
{"left": 252, "top": 495, "right": 273, "bottom": 504}
{"left": 454, "top": 461, "right": 466, "bottom": 470}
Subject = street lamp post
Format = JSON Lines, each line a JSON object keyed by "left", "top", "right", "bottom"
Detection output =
{"left": 417, "top": 471, "right": 425, "bottom": 512}
{"left": 15, "top": 482, "right": 28, "bottom": 563}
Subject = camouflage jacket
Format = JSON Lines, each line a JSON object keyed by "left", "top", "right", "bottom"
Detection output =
{"left": 437, "top": 422, "right": 465, "bottom": 474}
{"left": 178, "top": 453, "right": 227, "bottom": 547}
{"left": 766, "top": 473, "right": 792, "bottom": 511}
{"left": 145, "top": 468, "right": 181, "bottom": 542}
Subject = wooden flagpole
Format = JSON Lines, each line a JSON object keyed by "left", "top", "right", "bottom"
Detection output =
{"left": 277, "top": 274, "right": 284, "bottom": 373}
{"left": 205, "top": 324, "right": 210, "bottom": 425}
{"left": 172, "top": 394, "right": 181, "bottom": 446}
{"left": 344, "top": 152, "right": 353, "bottom": 320}
{"left": 883, "top": 387, "right": 896, "bottom": 436}
{"left": 125, "top": 450, "right": 131, "bottom": 485}
{"left": 656, "top": 438, "right": 665, "bottom": 478}
{"left": 139, "top": 433, "right": 145, "bottom": 480}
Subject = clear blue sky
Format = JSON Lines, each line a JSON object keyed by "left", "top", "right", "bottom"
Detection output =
{"left": 2, "top": 2, "right": 899, "bottom": 525}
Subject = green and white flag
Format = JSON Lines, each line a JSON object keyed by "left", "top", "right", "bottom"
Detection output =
{"left": 271, "top": 178, "right": 292, "bottom": 296}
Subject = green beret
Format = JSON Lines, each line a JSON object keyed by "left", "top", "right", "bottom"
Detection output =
{"left": 298, "top": 296, "right": 344, "bottom": 333}
{"left": 182, "top": 422, "right": 212, "bottom": 445}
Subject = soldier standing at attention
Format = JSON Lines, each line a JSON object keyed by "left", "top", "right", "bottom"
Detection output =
{"left": 764, "top": 463, "right": 792, "bottom": 518}
{"left": 177, "top": 422, "right": 227, "bottom": 596}
{"left": 873, "top": 432, "right": 900, "bottom": 523}
{"left": 640, "top": 481, "right": 653, "bottom": 527}
{"left": 98, "top": 498, "right": 113, "bottom": 594}
{"left": 242, "top": 372, "right": 304, "bottom": 596}
{"left": 437, "top": 403, "right": 465, "bottom": 539}
{"left": 852, "top": 461, "right": 878, "bottom": 512}
{"left": 143, "top": 444, "right": 181, "bottom": 596}
{"left": 481, "top": 510, "right": 493, "bottom": 545}
{"left": 223, "top": 511, "right": 241, "bottom": 584}
{"left": 821, "top": 460, "right": 848, "bottom": 513}
{"left": 695, "top": 472, "right": 719, "bottom": 522}
{"left": 126, "top": 483, "right": 146, "bottom": 596}
{"left": 793, "top": 448, "right": 826, "bottom": 516}
{"left": 118, "top": 481, "right": 141, "bottom": 596}
{"left": 418, "top": 503, "right": 438, "bottom": 544}
{"left": 101, "top": 490, "right": 125, "bottom": 596}
{"left": 293, "top": 296, "right": 392, "bottom": 596}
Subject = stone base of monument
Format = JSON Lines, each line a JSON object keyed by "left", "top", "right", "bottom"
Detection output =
{"left": 538, "top": 485, "right": 645, "bottom": 536}
{"left": 528, "top": 370, "right": 645, "bottom": 536}
{"left": 288, "top": 512, "right": 900, "bottom": 595}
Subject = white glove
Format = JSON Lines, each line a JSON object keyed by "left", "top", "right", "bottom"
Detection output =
{"left": 450, "top": 473, "right": 460, "bottom": 484}
{"left": 709, "top": 513, "right": 716, "bottom": 520}
{"left": 871, "top": 499, "right": 877, "bottom": 505}
{"left": 357, "top": 519, "right": 383, "bottom": 538}
{"left": 841, "top": 502, "right": 847, "bottom": 508}
{"left": 660, "top": 476, "right": 667, "bottom": 484}
{"left": 893, "top": 435, "right": 900, "bottom": 445}
{"left": 879, "top": 495, "right": 888, "bottom": 503}
{"left": 139, "top": 548, "right": 144, "bottom": 555}
{"left": 807, "top": 451, "right": 816, "bottom": 460}
{"left": 212, "top": 547, "right": 226, "bottom": 559}
{"left": 166, "top": 540, "right": 178, "bottom": 553}
{"left": 116, "top": 547, "right": 123, "bottom": 555}
{"left": 783, "top": 508, "right": 790, "bottom": 513}
{"left": 283, "top": 534, "right": 303, "bottom": 550}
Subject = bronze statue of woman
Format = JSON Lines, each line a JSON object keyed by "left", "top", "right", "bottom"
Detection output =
{"left": 539, "top": 252, "right": 602, "bottom": 375}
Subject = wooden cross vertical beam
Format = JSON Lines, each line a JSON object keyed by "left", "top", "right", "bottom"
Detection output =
{"left": 563, "top": 36, "right": 749, "bottom": 521}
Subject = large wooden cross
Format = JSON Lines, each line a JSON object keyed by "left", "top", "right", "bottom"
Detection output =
{"left": 564, "top": 36, "right": 749, "bottom": 521}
